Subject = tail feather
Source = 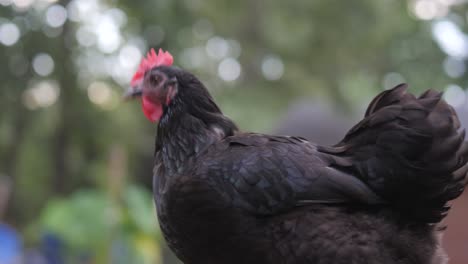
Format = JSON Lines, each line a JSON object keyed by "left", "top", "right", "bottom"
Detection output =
{"left": 332, "top": 84, "right": 468, "bottom": 223}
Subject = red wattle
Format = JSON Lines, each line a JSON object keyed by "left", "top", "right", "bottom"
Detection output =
{"left": 142, "top": 96, "right": 163, "bottom": 122}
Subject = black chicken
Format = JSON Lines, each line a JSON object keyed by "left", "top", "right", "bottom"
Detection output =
{"left": 125, "top": 49, "right": 468, "bottom": 264}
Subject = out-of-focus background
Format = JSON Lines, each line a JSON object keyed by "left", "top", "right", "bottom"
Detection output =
{"left": 0, "top": 0, "right": 467, "bottom": 263}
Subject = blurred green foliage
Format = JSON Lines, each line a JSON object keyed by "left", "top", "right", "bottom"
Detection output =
{"left": 0, "top": 0, "right": 467, "bottom": 263}
{"left": 38, "top": 186, "right": 160, "bottom": 263}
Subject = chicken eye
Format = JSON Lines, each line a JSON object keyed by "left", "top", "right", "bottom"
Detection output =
{"left": 150, "top": 75, "right": 162, "bottom": 86}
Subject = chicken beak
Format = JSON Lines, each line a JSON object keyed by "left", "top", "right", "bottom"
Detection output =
{"left": 123, "top": 86, "right": 143, "bottom": 101}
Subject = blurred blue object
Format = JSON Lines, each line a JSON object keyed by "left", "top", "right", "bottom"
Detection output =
{"left": 41, "top": 233, "right": 65, "bottom": 264}
{"left": 0, "top": 223, "right": 22, "bottom": 264}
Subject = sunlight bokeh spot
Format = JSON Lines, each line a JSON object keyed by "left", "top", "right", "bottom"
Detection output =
{"left": 432, "top": 20, "right": 468, "bottom": 58}
{"left": 0, "top": 23, "right": 20, "bottom": 46}
{"left": 88, "top": 81, "right": 117, "bottom": 110}
{"left": 206, "top": 36, "right": 230, "bottom": 60}
{"left": 261, "top": 55, "right": 284, "bottom": 81}
{"left": 32, "top": 53, "right": 54, "bottom": 76}
{"left": 23, "top": 80, "right": 60, "bottom": 110}
{"left": 444, "top": 84, "right": 466, "bottom": 108}
{"left": 218, "top": 58, "right": 241, "bottom": 82}
{"left": 443, "top": 56, "right": 466, "bottom": 78}
{"left": 12, "top": 0, "right": 33, "bottom": 9}
{"left": 76, "top": 26, "right": 96, "bottom": 47}
{"left": 106, "top": 8, "right": 127, "bottom": 27}
{"left": 118, "top": 44, "right": 142, "bottom": 69}
{"left": 96, "top": 14, "right": 121, "bottom": 53}
{"left": 46, "top": 4, "right": 68, "bottom": 28}
{"left": 411, "top": 0, "right": 447, "bottom": 20}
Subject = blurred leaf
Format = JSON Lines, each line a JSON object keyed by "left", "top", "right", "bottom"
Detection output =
{"left": 124, "top": 185, "right": 159, "bottom": 237}
{"left": 39, "top": 190, "right": 114, "bottom": 249}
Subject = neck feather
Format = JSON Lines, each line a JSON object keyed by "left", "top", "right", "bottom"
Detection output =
{"left": 155, "top": 83, "right": 238, "bottom": 175}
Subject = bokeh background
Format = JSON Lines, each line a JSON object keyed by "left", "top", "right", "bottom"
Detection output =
{"left": 0, "top": 0, "right": 467, "bottom": 263}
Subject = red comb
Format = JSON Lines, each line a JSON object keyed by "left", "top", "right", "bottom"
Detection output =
{"left": 131, "top": 48, "right": 173, "bottom": 87}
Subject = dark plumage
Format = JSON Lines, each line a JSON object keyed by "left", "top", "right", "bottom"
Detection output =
{"left": 129, "top": 65, "right": 468, "bottom": 264}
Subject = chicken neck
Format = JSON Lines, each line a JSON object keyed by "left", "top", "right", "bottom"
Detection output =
{"left": 154, "top": 91, "right": 238, "bottom": 175}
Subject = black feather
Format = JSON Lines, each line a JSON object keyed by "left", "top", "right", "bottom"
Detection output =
{"left": 144, "top": 67, "right": 467, "bottom": 264}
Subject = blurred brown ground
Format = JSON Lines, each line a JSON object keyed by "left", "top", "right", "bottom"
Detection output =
{"left": 444, "top": 104, "right": 468, "bottom": 264}
{"left": 444, "top": 191, "right": 468, "bottom": 264}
